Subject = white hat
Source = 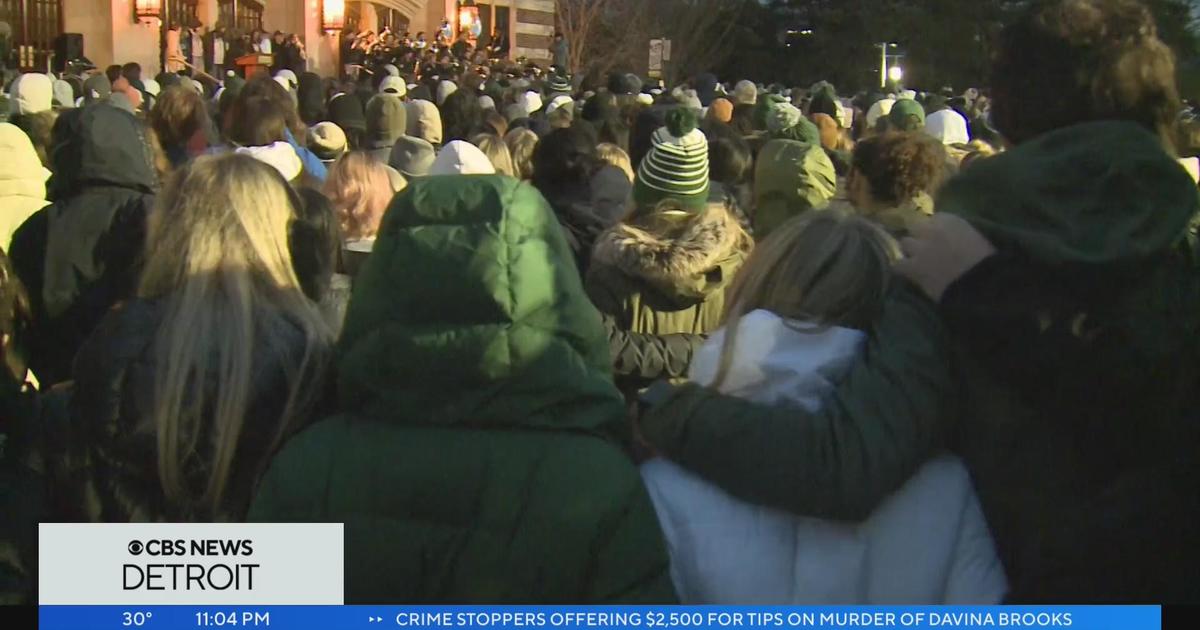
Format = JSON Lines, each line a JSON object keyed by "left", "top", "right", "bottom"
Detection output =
{"left": 517, "top": 91, "right": 543, "bottom": 115}
{"left": 430, "top": 140, "right": 496, "bottom": 176}
{"left": 866, "top": 98, "right": 896, "bottom": 128}
{"left": 546, "top": 95, "right": 574, "bottom": 115}
{"left": 925, "top": 109, "right": 971, "bottom": 145}
{"left": 379, "top": 75, "right": 407, "bottom": 97}
{"left": 142, "top": 78, "right": 161, "bottom": 97}
{"left": 437, "top": 80, "right": 458, "bottom": 105}
{"left": 274, "top": 70, "right": 298, "bottom": 90}
{"left": 9, "top": 73, "right": 53, "bottom": 115}
{"left": 478, "top": 95, "right": 496, "bottom": 110}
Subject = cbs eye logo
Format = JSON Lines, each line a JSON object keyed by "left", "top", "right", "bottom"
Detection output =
{"left": 126, "top": 539, "right": 187, "bottom": 556}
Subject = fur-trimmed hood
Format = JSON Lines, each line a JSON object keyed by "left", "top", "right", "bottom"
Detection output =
{"left": 592, "top": 205, "right": 750, "bottom": 303}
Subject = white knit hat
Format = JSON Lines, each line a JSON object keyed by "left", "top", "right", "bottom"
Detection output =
{"left": 430, "top": 140, "right": 496, "bottom": 176}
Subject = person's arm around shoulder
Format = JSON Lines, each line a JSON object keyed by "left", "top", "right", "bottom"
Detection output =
{"left": 638, "top": 281, "right": 958, "bottom": 520}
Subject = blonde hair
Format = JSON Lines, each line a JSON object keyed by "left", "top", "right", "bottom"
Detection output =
{"left": 322, "top": 151, "right": 394, "bottom": 241}
{"left": 140, "top": 153, "right": 332, "bottom": 516}
{"left": 596, "top": 142, "right": 634, "bottom": 183}
{"left": 711, "top": 209, "right": 900, "bottom": 389}
{"left": 472, "top": 133, "right": 516, "bottom": 177}
{"left": 504, "top": 128, "right": 538, "bottom": 180}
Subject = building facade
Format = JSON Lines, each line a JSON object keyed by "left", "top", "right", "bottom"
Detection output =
{"left": 2, "top": 0, "right": 556, "bottom": 77}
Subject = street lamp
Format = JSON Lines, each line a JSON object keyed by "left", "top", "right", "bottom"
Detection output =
{"left": 888, "top": 66, "right": 904, "bottom": 83}
{"left": 877, "top": 42, "right": 902, "bottom": 88}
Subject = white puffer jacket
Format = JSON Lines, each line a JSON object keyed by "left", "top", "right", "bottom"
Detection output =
{"left": 0, "top": 122, "right": 50, "bottom": 251}
{"left": 641, "top": 309, "right": 1008, "bottom": 604}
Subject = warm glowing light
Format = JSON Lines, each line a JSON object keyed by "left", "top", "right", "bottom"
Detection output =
{"left": 888, "top": 66, "right": 904, "bottom": 83}
{"left": 323, "top": 0, "right": 346, "bottom": 32}
{"left": 459, "top": 1, "right": 480, "bottom": 31}
{"left": 134, "top": 0, "right": 162, "bottom": 22}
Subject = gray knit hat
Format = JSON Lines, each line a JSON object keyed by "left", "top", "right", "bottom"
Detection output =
{"left": 634, "top": 107, "right": 710, "bottom": 210}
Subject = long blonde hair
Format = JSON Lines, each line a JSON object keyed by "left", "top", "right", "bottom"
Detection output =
{"left": 596, "top": 142, "right": 634, "bottom": 183}
{"left": 472, "top": 133, "right": 516, "bottom": 177}
{"left": 504, "top": 128, "right": 538, "bottom": 180}
{"left": 322, "top": 151, "right": 394, "bottom": 241}
{"left": 140, "top": 153, "right": 333, "bottom": 516}
{"left": 712, "top": 209, "right": 900, "bottom": 389}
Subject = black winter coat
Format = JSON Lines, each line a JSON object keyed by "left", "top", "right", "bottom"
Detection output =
{"left": 9, "top": 104, "right": 156, "bottom": 386}
{"left": 44, "top": 298, "right": 320, "bottom": 523}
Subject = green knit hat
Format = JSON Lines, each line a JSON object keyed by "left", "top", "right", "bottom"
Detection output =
{"left": 634, "top": 107, "right": 711, "bottom": 210}
{"left": 889, "top": 99, "right": 926, "bottom": 131}
{"left": 766, "top": 102, "right": 820, "bottom": 145}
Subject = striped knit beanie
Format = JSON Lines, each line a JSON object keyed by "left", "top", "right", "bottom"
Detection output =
{"left": 634, "top": 107, "right": 710, "bottom": 210}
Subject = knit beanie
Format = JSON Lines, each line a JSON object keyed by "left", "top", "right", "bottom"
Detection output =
{"left": 547, "top": 73, "right": 572, "bottom": 96}
{"left": 329, "top": 93, "right": 367, "bottom": 134}
{"left": 389, "top": 135, "right": 437, "bottom": 178}
{"left": 10, "top": 73, "right": 53, "bottom": 115}
{"left": 518, "top": 90, "right": 543, "bottom": 115}
{"left": 308, "top": 122, "right": 348, "bottom": 162}
{"left": 889, "top": 98, "right": 926, "bottom": 132}
{"left": 767, "top": 102, "right": 820, "bottom": 145}
{"left": 366, "top": 95, "right": 408, "bottom": 149}
{"left": 437, "top": 80, "right": 458, "bottom": 105}
{"left": 733, "top": 80, "right": 758, "bottom": 106}
{"left": 478, "top": 95, "right": 496, "bottom": 111}
{"left": 52, "top": 80, "right": 75, "bottom": 108}
{"left": 706, "top": 98, "right": 733, "bottom": 124}
{"left": 430, "top": 140, "right": 496, "bottom": 176}
{"left": 634, "top": 107, "right": 710, "bottom": 210}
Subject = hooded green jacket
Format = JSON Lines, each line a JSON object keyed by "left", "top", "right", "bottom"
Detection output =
{"left": 753, "top": 139, "right": 837, "bottom": 238}
{"left": 249, "top": 176, "right": 675, "bottom": 604}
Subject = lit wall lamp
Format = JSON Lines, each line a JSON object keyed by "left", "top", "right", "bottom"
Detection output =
{"left": 134, "top": 0, "right": 163, "bottom": 24}
{"left": 459, "top": 0, "right": 480, "bottom": 33}
{"left": 322, "top": 0, "right": 346, "bottom": 33}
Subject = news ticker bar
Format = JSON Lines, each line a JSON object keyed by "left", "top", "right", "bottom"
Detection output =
{"left": 37, "top": 606, "right": 1161, "bottom": 630}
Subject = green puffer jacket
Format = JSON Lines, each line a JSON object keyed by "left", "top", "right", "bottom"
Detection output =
{"left": 586, "top": 205, "right": 751, "bottom": 341}
{"left": 249, "top": 175, "right": 675, "bottom": 604}
{"left": 753, "top": 139, "right": 837, "bottom": 238}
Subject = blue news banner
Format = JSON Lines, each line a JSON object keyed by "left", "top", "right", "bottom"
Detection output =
{"left": 38, "top": 606, "right": 1161, "bottom": 630}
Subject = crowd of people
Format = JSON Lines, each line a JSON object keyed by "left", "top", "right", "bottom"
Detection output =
{"left": 1, "top": 0, "right": 1198, "bottom": 606}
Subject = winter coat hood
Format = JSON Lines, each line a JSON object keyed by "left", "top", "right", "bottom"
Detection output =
{"left": 753, "top": 139, "right": 836, "bottom": 237}
{"left": 9, "top": 73, "right": 52, "bottom": 115}
{"left": 938, "top": 121, "right": 1196, "bottom": 267}
{"left": 365, "top": 95, "right": 407, "bottom": 149}
{"left": 336, "top": 175, "right": 627, "bottom": 437}
{"left": 592, "top": 205, "right": 749, "bottom": 304}
{"left": 235, "top": 142, "right": 303, "bottom": 182}
{"left": 48, "top": 104, "right": 157, "bottom": 200}
{"left": 405, "top": 99, "right": 443, "bottom": 145}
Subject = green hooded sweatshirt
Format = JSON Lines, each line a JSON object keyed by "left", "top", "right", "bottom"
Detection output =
{"left": 753, "top": 139, "right": 837, "bottom": 237}
{"left": 250, "top": 176, "right": 675, "bottom": 603}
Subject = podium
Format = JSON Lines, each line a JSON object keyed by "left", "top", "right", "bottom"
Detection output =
{"left": 235, "top": 54, "right": 274, "bottom": 78}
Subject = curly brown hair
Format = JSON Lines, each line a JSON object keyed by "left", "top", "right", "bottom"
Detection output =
{"left": 851, "top": 132, "right": 946, "bottom": 205}
{"left": 991, "top": 0, "right": 1180, "bottom": 147}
